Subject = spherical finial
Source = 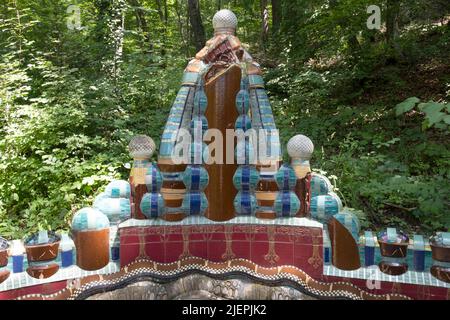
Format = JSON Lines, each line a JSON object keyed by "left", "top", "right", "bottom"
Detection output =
{"left": 287, "top": 135, "right": 314, "bottom": 160}
{"left": 128, "top": 135, "right": 156, "bottom": 159}
{"left": 213, "top": 9, "right": 238, "bottom": 34}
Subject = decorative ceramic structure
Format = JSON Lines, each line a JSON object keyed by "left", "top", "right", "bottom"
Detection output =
{"left": 333, "top": 210, "right": 361, "bottom": 240}
{"left": 71, "top": 208, "right": 110, "bottom": 271}
{"left": 105, "top": 180, "right": 131, "bottom": 199}
{"left": 129, "top": 135, "right": 155, "bottom": 220}
{"left": 378, "top": 228, "right": 409, "bottom": 276}
{"left": 94, "top": 198, "right": 131, "bottom": 224}
{"left": 310, "top": 173, "right": 333, "bottom": 197}
{"left": 0, "top": 237, "right": 10, "bottom": 284}
{"left": 140, "top": 163, "right": 166, "bottom": 219}
{"left": 182, "top": 165, "right": 209, "bottom": 216}
{"left": 288, "top": 134, "right": 314, "bottom": 218}
{"left": 212, "top": 9, "right": 238, "bottom": 34}
{"left": 310, "top": 194, "right": 340, "bottom": 222}
{"left": 24, "top": 231, "right": 60, "bottom": 279}
{"left": 274, "top": 164, "right": 301, "bottom": 218}
{"left": 430, "top": 232, "right": 450, "bottom": 283}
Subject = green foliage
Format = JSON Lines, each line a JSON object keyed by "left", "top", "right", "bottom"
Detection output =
{"left": 396, "top": 97, "right": 449, "bottom": 130}
{"left": 0, "top": 0, "right": 449, "bottom": 238}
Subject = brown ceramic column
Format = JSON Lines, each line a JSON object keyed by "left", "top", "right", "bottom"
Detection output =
{"left": 204, "top": 65, "right": 241, "bottom": 221}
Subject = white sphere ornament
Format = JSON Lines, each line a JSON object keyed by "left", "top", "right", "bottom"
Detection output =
{"left": 287, "top": 135, "right": 314, "bottom": 160}
{"left": 128, "top": 135, "right": 156, "bottom": 159}
{"left": 213, "top": 9, "right": 238, "bottom": 33}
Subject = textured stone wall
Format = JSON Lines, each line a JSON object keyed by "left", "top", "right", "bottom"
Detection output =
{"left": 87, "top": 274, "right": 317, "bottom": 300}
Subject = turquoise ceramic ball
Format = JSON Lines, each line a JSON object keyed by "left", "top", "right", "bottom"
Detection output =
{"left": 234, "top": 191, "right": 258, "bottom": 216}
{"left": 190, "top": 116, "right": 208, "bottom": 134}
{"left": 182, "top": 192, "right": 208, "bottom": 216}
{"left": 105, "top": 180, "right": 131, "bottom": 199}
{"left": 93, "top": 192, "right": 109, "bottom": 208}
{"left": 144, "top": 164, "right": 164, "bottom": 192}
{"left": 140, "top": 193, "right": 165, "bottom": 219}
{"left": 72, "top": 208, "right": 110, "bottom": 232}
{"left": 275, "top": 164, "right": 297, "bottom": 190}
{"left": 190, "top": 142, "right": 209, "bottom": 164}
{"left": 235, "top": 88, "right": 250, "bottom": 114}
{"left": 233, "top": 166, "right": 260, "bottom": 191}
{"left": 194, "top": 88, "right": 208, "bottom": 114}
{"left": 274, "top": 192, "right": 301, "bottom": 217}
{"left": 93, "top": 198, "right": 131, "bottom": 223}
{"left": 310, "top": 173, "right": 333, "bottom": 197}
{"left": 235, "top": 115, "right": 252, "bottom": 131}
{"left": 310, "top": 195, "right": 340, "bottom": 222}
{"left": 333, "top": 210, "right": 361, "bottom": 240}
{"left": 183, "top": 165, "right": 209, "bottom": 191}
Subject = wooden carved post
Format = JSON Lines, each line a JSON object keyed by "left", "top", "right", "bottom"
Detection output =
{"left": 287, "top": 135, "right": 314, "bottom": 218}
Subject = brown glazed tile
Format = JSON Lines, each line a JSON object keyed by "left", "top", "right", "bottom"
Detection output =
{"left": 26, "top": 264, "right": 59, "bottom": 280}
{"left": 25, "top": 242, "right": 60, "bottom": 262}
{"left": 0, "top": 249, "right": 8, "bottom": 267}
{"left": 0, "top": 269, "right": 10, "bottom": 284}
{"left": 73, "top": 228, "right": 110, "bottom": 271}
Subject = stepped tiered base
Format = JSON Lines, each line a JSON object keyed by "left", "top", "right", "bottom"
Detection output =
{"left": 119, "top": 217, "right": 324, "bottom": 279}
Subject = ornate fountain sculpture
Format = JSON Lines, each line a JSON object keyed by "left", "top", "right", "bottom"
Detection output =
{"left": 0, "top": 10, "right": 448, "bottom": 301}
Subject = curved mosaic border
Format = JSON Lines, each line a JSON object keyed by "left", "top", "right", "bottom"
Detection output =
{"left": 15, "top": 258, "right": 412, "bottom": 300}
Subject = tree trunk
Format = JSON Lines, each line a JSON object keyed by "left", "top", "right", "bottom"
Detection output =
{"left": 128, "top": 0, "right": 152, "bottom": 52}
{"left": 386, "top": 0, "right": 402, "bottom": 57}
{"left": 187, "top": 0, "right": 206, "bottom": 52}
{"left": 386, "top": 0, "right": 400, "bottom": 44}
{"left": 271, "top": 0, "right": 282, "bottom": 33}
{"left": 260, "top": 0, "right": 269, "bottom": 49}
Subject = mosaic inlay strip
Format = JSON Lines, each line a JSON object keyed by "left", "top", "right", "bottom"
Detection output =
{"left": 323, "top": 265, "right": 450, "bottom": 289}
{"left": 15, "top": 258, "right": 412, "bottom": 300}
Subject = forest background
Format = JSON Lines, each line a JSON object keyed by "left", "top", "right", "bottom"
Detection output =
{"left": 0, "top": 0, "right": 449, "bottom": 238}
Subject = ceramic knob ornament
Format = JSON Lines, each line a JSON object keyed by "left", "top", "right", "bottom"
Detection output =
{"left": 274, "top": 164, "right": 301, "bottom": 218}
{"left": 71, "top": 208, "right": 110, "bottom": 271}
{"left": 129, "top": 135, "right": 155, "bottom": 220}
{"left": 310, "top": 173, "right": 333, "bottom": 197}
{"left": 93, "top": 197, "right": 131, "bottom": 224}
{"left": 213, "top": 9, "right": 238, "bottom": 34}
{"left": 140, "top": 155, "right": 166, "bottom": 219}
{"left": 288, "top": 134, "right": 314, "bottom": 217}
{"left": 233, "top": 166, "right": 259, "bottom": 216}
{"left": 310, "top": 194, "right": 340, "bottom": 223}
{"left": 182, "top": 165, "right": 209, "bottom": 216}
{"left": 105, "top": 180, "right": 131, "bottom": 199}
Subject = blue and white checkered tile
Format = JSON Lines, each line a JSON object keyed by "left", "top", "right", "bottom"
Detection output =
{"left": 310, "top": 173, "right": 333, "bottom": 197}
{"left": 234, "top": 191, "right": 258, "bottom": 216}
{"left": 144, "top": 164, "right": 164, "bottom": 193}
{"left": 274, "top": 192, "right": 301, "bottom": 218}
{"left": 329, "top": 191, "right": 343, "bottom": 211}
{"left": 72, "top": 208, "right": 110, "bottom": 231}
{"left": 183, "top": 165, "right": 209, "bottom": 191}
{"left": 93, "top": 192, "right": 109, "bottom": 208}
{"left": 275, "top": 164, "right": 297, "bottom": 191}
{"left": 235, "top": 85, "right": 250, "bottom": 115}
{"left": 182, "top": 192, "right": 208, "bottom": 216}
{"left": 233, "top": 166, "right": 260, "bottom": 192}
{"left": 93, "top": 198, "right": 131, "bottom": 223}
{"left": 235, "top": 114, "right": 252, "bottom": 131}
{"left": 105, "top": 180, "right": 131, "bottom": 199}
{"left": 140, "top": 193, "right": 165, "bottom": 219}
{"left": 333, "top": 210, "right": 361, "bottom": 240}
{"left": 310, "top": 194, "right": 340, "bottom": 223}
